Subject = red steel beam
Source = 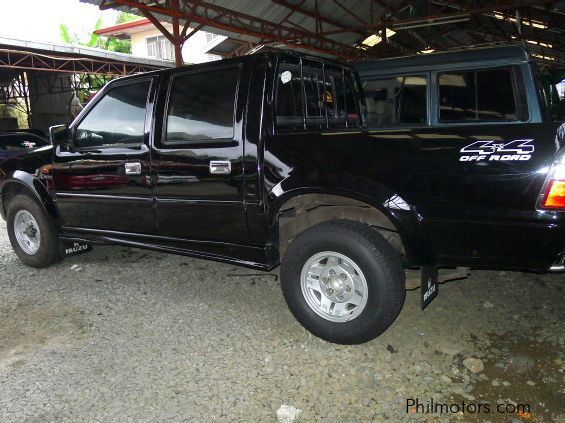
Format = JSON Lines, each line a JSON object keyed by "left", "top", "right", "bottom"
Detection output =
{"left": 98, "top": 0, "right": 366, "bottom": 60}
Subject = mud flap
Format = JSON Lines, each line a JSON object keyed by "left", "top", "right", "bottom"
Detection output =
{"left": 421, "top": 265, "right": 438, "bottom": 310}
{"left": 60, "top": 241, "right": 92, "bottom": 257}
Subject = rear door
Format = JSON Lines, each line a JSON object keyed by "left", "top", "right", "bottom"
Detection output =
{"left": 52, "top": 77, "right": 156, "bottom": 234}
{"left": 151, "top": 62, "right": 249, "bottom": 246}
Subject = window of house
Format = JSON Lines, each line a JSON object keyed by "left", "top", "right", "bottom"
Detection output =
{"left": 75, "top": 80, "right": 150, "bottom": 148}
{"left": 363, "top": 74, "right": 428, "bottom": 127}
{"left": 438, "top": 67, "right": 527, "bottom": 122}
{"left": 165, "top": 67, "right": 239, "bottom": 144}
{"left": 146, "top": 35, "right": 175, "bottom": 61}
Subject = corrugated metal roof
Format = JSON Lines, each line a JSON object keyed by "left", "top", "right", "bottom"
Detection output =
{"left": 80, "top": 0, "right": 565, "bottom": 66}
{"left": 81, "top": 0, "right": 375, "bottom": 58}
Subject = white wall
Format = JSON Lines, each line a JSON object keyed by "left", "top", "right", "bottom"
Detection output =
{"left": 130, "top": 27, "right": 225, "bottom": 64}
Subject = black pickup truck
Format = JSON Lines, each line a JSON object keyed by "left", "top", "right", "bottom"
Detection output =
{"left": 0, "top": 45, "right": 563, "bottom": 344}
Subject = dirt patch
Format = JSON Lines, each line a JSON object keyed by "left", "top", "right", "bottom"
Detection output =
{"left": 0, "top": 300, "right": 88, "bottom": 367}
{"left": 453, "top": 333, "right": 564, "bottom": 423}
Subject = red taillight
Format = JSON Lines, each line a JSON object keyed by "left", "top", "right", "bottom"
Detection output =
{"left": 543, "top": 180, "right": 565, "bottom": 208}
{"left": 538, "top": 149, "right": 565, "bottom": 211}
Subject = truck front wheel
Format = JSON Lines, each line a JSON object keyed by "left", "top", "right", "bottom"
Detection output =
{"left": 6, "top": 194, "right": 60, "bottom": 268}
{"left": 281, "top": 220, "right": 405, "bottom": 344}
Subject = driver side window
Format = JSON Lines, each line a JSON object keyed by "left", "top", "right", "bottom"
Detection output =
{"left": 75, "top": 80, "right": 150, "bottom": 148}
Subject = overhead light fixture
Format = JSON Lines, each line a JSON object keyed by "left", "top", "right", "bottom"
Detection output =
{"left": 493, "top": 12, "right": 547, "bottom": 29}
{"left": 510, "top": 36, "right": 553, "bottom": 49}
{"left": 419, "top": 49, "right": 435, "bottom": 54}
{"left": 392, "top": 16, "right": 470, "bottom": 30}
{"left": 532, "top": 53, "right": 556, "bottom": 61}
{"left": 361, "top": 28, "right": 396, "bottom": 47}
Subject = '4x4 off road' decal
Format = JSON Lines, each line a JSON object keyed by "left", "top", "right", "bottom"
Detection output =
{"left": 459, "top": 139, "right": 534, "bottom": 162}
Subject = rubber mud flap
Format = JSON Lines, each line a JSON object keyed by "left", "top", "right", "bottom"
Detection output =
{"left": 421, "top": 265, "right": 438, "bottom": 310}
{"left": 60, "top": 241, "right": 92, "bottom": 258}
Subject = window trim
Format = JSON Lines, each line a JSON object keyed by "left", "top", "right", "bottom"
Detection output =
{"left": 161, "top": 63, "right": 241, "bottom": 148}
{"left": 70, "top": 77, "right": 153, "bottom": 151}
{"left": 362, "top": 72, "right": 431, "bottom": 130}
{"left": 433, "top": 65, "right": 531, "bottom": 126}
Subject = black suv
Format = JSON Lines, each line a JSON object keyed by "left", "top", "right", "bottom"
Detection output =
{"left": 0, "top": 46, "right": 563, "bottom": 344}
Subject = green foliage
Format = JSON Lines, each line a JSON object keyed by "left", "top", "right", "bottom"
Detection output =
{"left": 58, "top": 17, "right": 132, "bottom": 54}
{"left": 115, "top": 12, "right": 140, "bottom": 24}
{"left": 59, "top": 24, "right": 79, "bottom": 45}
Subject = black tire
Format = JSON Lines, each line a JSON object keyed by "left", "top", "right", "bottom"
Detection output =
{"left": 6, "top": 194, "right": 60, "bottom": 268}
{"left": 281, "top": 220, "right": 405, "bottom": 344}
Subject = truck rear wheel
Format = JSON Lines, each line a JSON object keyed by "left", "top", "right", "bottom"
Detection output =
{"left": 281, "top": 220, "right": 405, "bottom": 344}
{"left": 6, "top": 194, "right": 60, "bottom": 268}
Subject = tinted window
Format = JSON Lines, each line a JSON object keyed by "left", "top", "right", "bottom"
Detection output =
{"left": 303, "top": 60, "right": 325, "bottom": 130}
{"left": 363, "top": 75, "right": 428, "bottom": 127}
{"left": 439, "top": 67, "right": 525, "bottom": 122}
{"left": 275, "top": 59, "right": 361, "bottom": 132}
{"left": 166, "top": 68, "right": 239, "bottom": 143}
{"left": 345, "top": 71, "right": 362, "bottom": 128}
{"left": 276, "top": 59, "right": 304, "bottom": 131}
{"left": 75, "top": 81, "right": 150, "bottom": 148}
{"left": 325, "top": 67, "right": 346, "bottom": 128}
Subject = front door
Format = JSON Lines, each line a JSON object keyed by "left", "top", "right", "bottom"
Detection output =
{"left": 52, "top": 77, "right": 156, "bottom": 235}
{"left": 151, "top": 64, "right": 248, "bottom": 247}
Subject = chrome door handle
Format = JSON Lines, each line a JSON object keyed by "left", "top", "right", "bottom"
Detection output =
{"left": 125, "top": 162, "right": 142, "bottom": 175}
{"left": 209, "top": 160, "right": 232, "bottom": 175}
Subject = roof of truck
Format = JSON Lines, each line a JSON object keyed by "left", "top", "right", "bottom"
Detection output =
{"left": 107, "top": 49, "right": 353, "bottom": 84}
{"left": 354, "top": 45, "right": 531, "bottom": 78}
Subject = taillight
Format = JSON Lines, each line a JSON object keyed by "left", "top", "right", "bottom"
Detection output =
{"left": 538, "top": 149, "right": 565, "bottom": 210}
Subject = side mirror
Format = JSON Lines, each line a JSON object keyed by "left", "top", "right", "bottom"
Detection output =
{"left": 49, "top": 124, "right": 70, "bottom": 146}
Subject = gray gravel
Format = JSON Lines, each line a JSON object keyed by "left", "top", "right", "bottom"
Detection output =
{"left": 0, "top": 224, "right": 563, "bottom": 422}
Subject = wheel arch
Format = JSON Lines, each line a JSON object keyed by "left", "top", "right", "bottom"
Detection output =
{"left": 268, "top": 188, "right": 432, "bottom": 265}
{"left": 0, "top": 172, "right": 59, "bottom": 225}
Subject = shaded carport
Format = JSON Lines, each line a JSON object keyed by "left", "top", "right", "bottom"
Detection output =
{"left": 81, "top": 0, "right": 565, "bottom": 68}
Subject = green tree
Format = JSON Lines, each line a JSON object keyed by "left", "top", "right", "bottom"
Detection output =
{"left": 115, "top": 12, "right": 139, "bottom": 24}
{"left": 59, "top": 16, "right": 132, "bottom": 54}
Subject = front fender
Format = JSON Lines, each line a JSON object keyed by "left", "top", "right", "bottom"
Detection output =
{"left": 0, "top": 171, "right": 59, "bottom": 225}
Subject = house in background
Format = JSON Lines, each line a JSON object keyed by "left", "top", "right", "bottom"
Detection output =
{"left": 95, "top": 18, "right": 226, "bottom": 64}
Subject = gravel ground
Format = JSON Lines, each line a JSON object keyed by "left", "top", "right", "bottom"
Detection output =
{"left": 0, "top": 224, "right": 563, "bottom": 422}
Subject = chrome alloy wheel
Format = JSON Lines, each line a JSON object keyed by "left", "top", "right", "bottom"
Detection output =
{"left": 300, "top": 251, "right": 368, "bottom": 323}
{"left": 13, "top": 210, "right": 41, "bottom": 255}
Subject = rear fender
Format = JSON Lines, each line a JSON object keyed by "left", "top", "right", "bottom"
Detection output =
{"left": 266, "top": 179, "right": 434, "bottom": 265}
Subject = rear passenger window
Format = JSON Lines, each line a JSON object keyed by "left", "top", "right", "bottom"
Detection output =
{"left": 276, "top": 59, "right": 304, "bottom": 132}
{"left": 345, "top": 71, "right": 362, "bottom": 128}
{"left": 438, "top": 67, "right": 527, "bottom": 122}
{"left": 275, "top": 58, "right": 361, "bottom": 133}
{"left": 303, "top": 61, "right": 326, "bottom": 130}
{"left": 166, "top": 67, "right": 239, "bottom": 144}
{"left": 363, "top": 75, "right": 428, "bottom": 127}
